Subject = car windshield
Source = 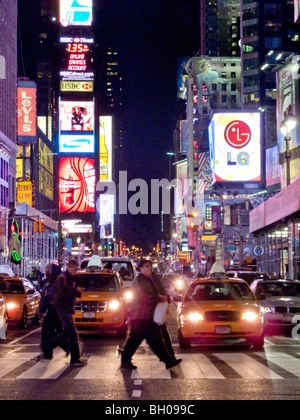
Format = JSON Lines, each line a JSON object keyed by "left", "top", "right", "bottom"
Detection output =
{"left": 75, "top": 274, "right": 120, "bottom": 292}
{"left": 185, "top": 281, "right": 255, "bottom": 302}
{"left": 102, "top": 261, "right": 134, "bottom": 281}
{"left": 0, "top": 280, "right": 24, "bottom": 294}
{"left": 256, "top": 282, "right": 300, "bottom": 299}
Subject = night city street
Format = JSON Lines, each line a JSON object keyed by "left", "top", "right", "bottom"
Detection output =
{"left": 1, "top": 0, "right": 300, "bottom": 404}
{"left": 1, "top": 303, "right": 300, "bottom": 402}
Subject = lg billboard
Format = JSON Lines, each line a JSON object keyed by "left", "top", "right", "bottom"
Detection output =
{"left": 209, "top": 112, "right": 261, "bottom": 184}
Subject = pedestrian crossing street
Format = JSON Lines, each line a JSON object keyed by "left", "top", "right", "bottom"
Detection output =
{"left": 1, "top": 337, "right": 300, "bottom": 381}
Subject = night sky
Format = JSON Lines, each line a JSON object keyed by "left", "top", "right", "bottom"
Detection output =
{"left": 18, "top": 0, "right": 200, "bottom": 252}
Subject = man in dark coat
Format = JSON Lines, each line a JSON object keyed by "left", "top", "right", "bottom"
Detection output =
{"left": 39, "top": 263, "right": 69, "bottom": 359}
{"left": 120, "top": 259, "right": 181, "bottom": 371}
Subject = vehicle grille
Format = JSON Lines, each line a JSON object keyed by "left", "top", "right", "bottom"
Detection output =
{"left": 275, "top": 306, "right": 287, "bottom": 313}
{"left": 75, "top": 301, "right": 107, "bottom": 313}
{"left": 275, "top": 306, "right": 300, "bottom": 314}
{"left": 204, "top": 311, "right": 241, "bottom": 322}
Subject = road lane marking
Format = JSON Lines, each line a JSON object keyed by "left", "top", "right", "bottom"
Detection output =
{"left": 214, "top": 353, "right": 283, "bottom": 380}
{"left": 17, "top": 350, "right": 69, "bottom": 379}
{"left": 256, "top": 351, "right": 300, "bottom": 377}
{"left": 0, "top": 352, "right": 40, "bottom": 378}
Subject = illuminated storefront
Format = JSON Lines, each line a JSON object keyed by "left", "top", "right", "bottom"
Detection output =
{"left": 250, "top": 177, "right": 300, "bottom": 279}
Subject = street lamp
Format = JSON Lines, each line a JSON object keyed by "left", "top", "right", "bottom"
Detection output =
{"left": 280, "top": 113, "right": 297, "bottom": 186}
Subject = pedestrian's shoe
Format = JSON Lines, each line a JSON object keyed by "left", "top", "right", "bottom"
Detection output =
{"left": 120, "top": 361, "right": 137, "bottom": 371}
{"left": 70, "top": 359, "right": 87, "bottom": 367}
{"left": 165, "top": 358, "right": 182, "bottom": 370}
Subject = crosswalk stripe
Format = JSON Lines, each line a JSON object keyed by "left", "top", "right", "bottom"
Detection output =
{"left": 74, "top": 355, "right": 120, "bottom": 379}
{"left": 0, "top": 349, "right": 299, "bottom": 380}
{"left": 214, "top": 353, "right": 283, "bottom": 380}
{"left": 180, "top": 354, "right": 225, "bottom": 379}
{"left": 131, "top": 356, "right": 171, "bottom": 379}
{"left": 17, "top": 350, "right": 69, "bottom": 380}
{"left": 256, "top": 351, "right": 300, "bottom": 377}
{"left": 0, "top": 352, "right": 40, "bottom": 378}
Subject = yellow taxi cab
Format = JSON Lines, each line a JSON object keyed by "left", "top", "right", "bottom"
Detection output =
{"left": 74, "top": 265, "right": 127, "bottom": 336}
{"left": 0, "top": 290, "right": 8, "bottom": 338}
{"left": 178, "top": 263, "right": 264, "bottom": 349}
{"left": 0, "top": 276, "right": 41, "bottom": 328}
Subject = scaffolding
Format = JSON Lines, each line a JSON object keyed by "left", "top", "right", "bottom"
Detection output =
{"left": 12, "top": 203, "right": 57, "bottom": 276}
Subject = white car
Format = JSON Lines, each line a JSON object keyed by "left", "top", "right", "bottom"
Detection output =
{"left": 250, "top": 279, "right": 300, "bottom": 328}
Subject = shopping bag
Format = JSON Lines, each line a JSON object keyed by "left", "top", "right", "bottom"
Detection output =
{"left": 153, "top": 301, "right": 169, "bottom": 325}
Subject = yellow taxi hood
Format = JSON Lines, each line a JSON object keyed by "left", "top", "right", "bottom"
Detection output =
{"left": 182, "top": 299, "right": 260, "bottom": 312}
{"left": 79, "top": 290, "right": 122, "bottom": 301}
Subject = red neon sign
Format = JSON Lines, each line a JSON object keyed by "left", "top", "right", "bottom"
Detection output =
{"left": 59, "top": 157, "right": 95, "bottom": 214}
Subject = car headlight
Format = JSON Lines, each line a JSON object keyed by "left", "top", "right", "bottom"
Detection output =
{"left": 261, "top": 306, "right": 274, "bottom": 314}
{"left": 242, "top": 311, "right": 258, "bottom": 321}
{"left": 186, "top": 312, "right": 204, "bottom": 322}
{"left": 7, "top": 302, "right": 20, "bottom": 310}
{"left": 108, "top": 300, "right": 120, "bottom": 310}
{"left": 174, "top": 279, "right": 184, "bottom": 290}
{"left": 124, "top": 289, "right": 133, "bottom": 303}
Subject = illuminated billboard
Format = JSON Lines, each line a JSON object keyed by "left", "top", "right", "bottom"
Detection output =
{"left": 60, "top": 0, "right": 92, "bottom": 27}
{"left": 60, "top": 100, "right": 94, "bottom": 132}
{"left": 17, "top": 80, "right": 37, "bottom": 145}
{"left": 209, "top": 112, "right": 261, "bottom": 183}
{"left": 99, "top": 116, "right": 113, "bottom": 181}
{"left": 59, "top": 157, "right": 95, "bottom": 213}
{"left": 99, "top": 194, "right": 115, "bottom": 238}
{"left": 59, "top": 36, "right": 94, "bottom": 80}
{"left": 59, "top": 133, "right": 94, "bottom": 153}
{"left": 60, "top": 81, "right": 93, "bottom": 92}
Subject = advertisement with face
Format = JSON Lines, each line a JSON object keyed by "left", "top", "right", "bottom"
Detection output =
{"left": 209, "top": 112, "right": 261, "bottom": 183}
{"left": 59, "top": 157, "right": 95, "bottom": 213}
{"left": 60, "top": 0, "right": 92, "bottom": 27}
{"left": 60, "top": 100, "right": 94, "bottom": 132}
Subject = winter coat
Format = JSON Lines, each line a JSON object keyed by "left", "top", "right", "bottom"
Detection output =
{"left": 53, "top": 270, "right": 81, "bottom": 314}
{"left": 128, "top": 273, "right": 164, "bottom": 321}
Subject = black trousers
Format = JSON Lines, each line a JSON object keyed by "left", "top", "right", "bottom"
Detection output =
{"left": 41, "top": 307, "right": 69, "bottom": 358}
{"left": 121, "top": 319, "right": 174, "bottom": 364}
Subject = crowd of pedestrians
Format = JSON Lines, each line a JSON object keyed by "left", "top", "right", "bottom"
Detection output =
{"left": 38, "top": 258, "right": 181, "bottom": 371}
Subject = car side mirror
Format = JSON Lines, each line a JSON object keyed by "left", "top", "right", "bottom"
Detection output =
{"left": 26, "top": 289, "right": 35, "bottom": 295}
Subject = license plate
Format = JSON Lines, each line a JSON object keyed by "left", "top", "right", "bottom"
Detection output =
{"left": 83, "top": 312, "right": 96, "bottom": 319}
{"left": 216, "top": 325, "right": 231, "bottom": 334}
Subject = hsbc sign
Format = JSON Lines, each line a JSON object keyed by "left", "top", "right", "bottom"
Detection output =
{"left": 60, "top": 81, "right": 93, "bottom": 92}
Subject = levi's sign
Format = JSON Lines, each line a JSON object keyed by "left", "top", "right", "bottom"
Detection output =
{"left": 17, "top": 80, "right": 37, "bottom": 145}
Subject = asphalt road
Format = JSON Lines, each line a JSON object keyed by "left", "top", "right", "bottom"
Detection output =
{"left": 1, "top": 303, "right": 300, "bottom": 403}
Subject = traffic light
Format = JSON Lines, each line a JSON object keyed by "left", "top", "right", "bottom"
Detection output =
{"left": 33, "top": 221, "right": 45, "bottom": 233}
{"left": 8, "top": 217, "right": 21, "bottom": 265}
{"left": 108, "top": 240, "right": 113, "bottom": 256}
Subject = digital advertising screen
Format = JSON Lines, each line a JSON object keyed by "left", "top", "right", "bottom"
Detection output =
{"left": 98, "top": 194, "right": 115, "bottom": 239}
{"left": 60, "top": 100, "right": 94, "bottom": 132}
{"left": 60, "top": 0, "right": 92, "bottom": 27}
{"left": 59, "top": 36, "right": 94, "bottom": 80}
{"left": 209, "top": 111, "right": 261, "bottom": 183}
{"left": 99, "top": 116, "right": 112, "bottom": 181}
{"left": 59, "top": 157, "right": 95, "bottom": 214}
{"left": 59, "top": 133, "right": 95, "bottom": 153}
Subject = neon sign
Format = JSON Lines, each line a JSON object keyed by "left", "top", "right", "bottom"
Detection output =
{"left": 59, "top": 157, "right": 95, "bottom": 213}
